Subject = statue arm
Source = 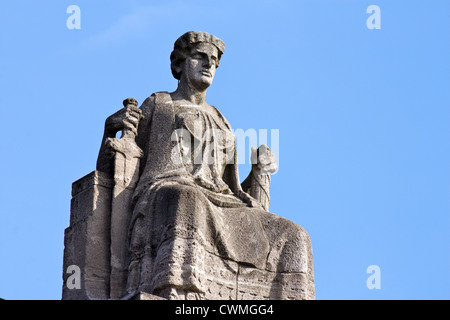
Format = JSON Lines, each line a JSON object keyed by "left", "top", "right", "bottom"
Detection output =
{"left": 240, "top": 145, "right": 277, "bottom": 211}
{"left": 96, "top": 106, "right": 141, "bottom": 176}
{"left": 96, "top": 126, "right": 116, "bottom": 176}
{"left": 222, "top": 144, "right": 263, "bottom": 209}
{"left": 241, "top": 165, "right": 272, "bottom": 211}
{"left": 240, "top": 173, "right": 251, "bottom": 193}
{"left": 96, "top": 95, "right": 155, "bottom": 176}
{"left": 134, "top": 95, "right": 156, "bottom": 173}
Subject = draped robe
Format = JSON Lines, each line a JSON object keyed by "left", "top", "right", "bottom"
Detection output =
{"left": 125, "top": 92, "right": 314, "bottom": 299}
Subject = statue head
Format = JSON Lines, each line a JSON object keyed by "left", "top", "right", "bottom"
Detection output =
{"left": 170, "top": 31, "right": 225, "bottom": 90}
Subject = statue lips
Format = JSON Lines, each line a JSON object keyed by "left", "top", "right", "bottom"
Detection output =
{"left": 201, "top": 70, "right": 212, "bottom": 77}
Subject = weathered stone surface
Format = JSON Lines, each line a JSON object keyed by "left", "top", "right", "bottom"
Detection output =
{"left": 237, "top": 265, "right": 314, "bottom": 300}
{"left": 62, "top": 170, "right": 113, "bottom": 300}
{"left": 128, "top": 291, "right": 167, "bottom": 300}
{"left": 63, "top": 31, "right": 315, "bottom": 300}
{"left": 109, "top": 98, "right": 144, "bottom": 299}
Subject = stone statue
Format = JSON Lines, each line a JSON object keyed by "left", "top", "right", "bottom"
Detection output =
{"left": 63, "top": 31, "right": 314, "bottom": 300}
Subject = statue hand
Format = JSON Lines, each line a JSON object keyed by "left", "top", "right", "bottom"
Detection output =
{"left": 97, "top": 99, "right": 143, "bottom": 174}
{"left": 238, "top": 190, "right": 264, "bottom": 209}
{"left": 251, "top": 144, "right": 277, "bottom": 175}
{"left": 105, "top": 99, "right": 142, "bottom": 137}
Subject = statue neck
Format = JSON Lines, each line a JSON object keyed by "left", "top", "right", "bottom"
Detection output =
{"left": 172, "top": 80, "right": 208, "bottom": 106}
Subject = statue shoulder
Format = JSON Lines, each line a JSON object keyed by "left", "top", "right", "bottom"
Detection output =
{"left": 208, "top": 104, "right": 233, "bottom": 130}
{"left": 140, "top": 91, "right": 171, "bottom": 117}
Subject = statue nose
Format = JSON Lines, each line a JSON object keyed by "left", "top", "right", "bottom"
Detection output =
{"left": 204, "top": 57, "right": 213, "bottom": 67}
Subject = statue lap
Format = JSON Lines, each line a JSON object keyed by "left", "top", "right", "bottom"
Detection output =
{"left": 126, "top": 178, "right": 314, "bottom": 300}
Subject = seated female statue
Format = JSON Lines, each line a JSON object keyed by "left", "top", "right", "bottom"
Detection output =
{"left": 97, "top": 31, "right": 314, "bottom": 300}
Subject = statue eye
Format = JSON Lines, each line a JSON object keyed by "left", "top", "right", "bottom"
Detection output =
{"left": 191, "top": 53, "right": 203, "bottom": 60}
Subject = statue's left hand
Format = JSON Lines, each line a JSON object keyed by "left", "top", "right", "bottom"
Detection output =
{"left": 251, "top": 144, "right": 278, "bottom": 175}
{"left": 238, "top": 190, "right": 264, "bottom": 209}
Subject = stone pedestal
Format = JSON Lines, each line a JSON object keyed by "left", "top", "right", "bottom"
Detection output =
{"left": 62, "top": 171, "right": 113, "bottom": 300}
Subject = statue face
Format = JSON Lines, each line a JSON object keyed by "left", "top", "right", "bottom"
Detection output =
{"left": 182, "top": 42, "right": 219, "bottom": 91}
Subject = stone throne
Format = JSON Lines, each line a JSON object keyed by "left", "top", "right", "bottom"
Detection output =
{"left": 62, "top": 31, "right": 314, "bottom": 300}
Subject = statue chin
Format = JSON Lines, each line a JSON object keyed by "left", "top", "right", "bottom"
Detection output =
{"left": 189, "top": 76, "right": 214, "bottom": 91}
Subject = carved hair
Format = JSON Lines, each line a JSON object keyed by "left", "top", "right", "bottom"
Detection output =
{"left": 170, "top": 31, "right": 225, "bottom": 80}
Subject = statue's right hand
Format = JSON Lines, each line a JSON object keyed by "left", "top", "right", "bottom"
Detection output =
{"left": 105, "top": 105, "right": 143, "bottom": 137}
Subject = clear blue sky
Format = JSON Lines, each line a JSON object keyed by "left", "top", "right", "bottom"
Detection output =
{"left": 0, "top": 0, "right": 449, "bottom": 300}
